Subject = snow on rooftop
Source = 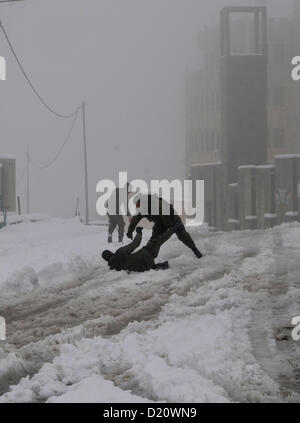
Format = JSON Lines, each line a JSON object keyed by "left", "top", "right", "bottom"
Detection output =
{"left": 245, "top": 216, "right": 257, "bottom": 220}
{"left": 256, "top": 164, "right": 275, "bottom": 169}
{"left": 264, "top": 213, "right": 276, "bottom": 219}
{"left": 238, "top": 165, "right": 257, "bottom": 169}
{"left": 275, "top": 154, "right": 300, "bottom": 159}
{"left": 285, "top": 211, "right": 299, "bottom": 217}
{"left": 191, "top": 162, "right": 222, "bottom": 168}
{"left": 0, "top": 154, "right": 16, "bottom": 160}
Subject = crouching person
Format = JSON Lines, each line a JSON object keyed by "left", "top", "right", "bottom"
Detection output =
{"left": 101, "top": 224, "right": 181, "bottom": 273}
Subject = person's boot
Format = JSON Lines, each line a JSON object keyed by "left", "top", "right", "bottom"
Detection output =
{"left": 192, "top": 247, "right": 203, "bottom": 259}
{"left": 108, "top": 234, "right": 112, "bottom": 243}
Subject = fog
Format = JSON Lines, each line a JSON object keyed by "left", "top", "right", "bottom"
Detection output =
{"left": 0, "top": 0, "right": 293, "bottom": 218}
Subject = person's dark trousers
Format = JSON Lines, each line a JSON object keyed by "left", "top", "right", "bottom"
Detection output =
{"left": 108, "top": 215, "right": 125, "bottom": 242}
{"left": 145, "top": 226, "right": 176, "bottom": 258}
{"left": 148, "top": 216, "right": 200, "bottom": 258}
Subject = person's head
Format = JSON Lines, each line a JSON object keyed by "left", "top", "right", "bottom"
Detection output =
{"left": 102, "top": 250, "right": 114, "bottom": 263}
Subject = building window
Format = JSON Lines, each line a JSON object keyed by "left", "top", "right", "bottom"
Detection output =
{"left": 201, "top": 132, "right": 204, "bottom": 152}
{"left": 273, "top": 128, "right": 285, "bottom": 148}
{"left": 272, "top": 86, "right": 284, "bottom": 108}
{"left": 197, "top": 134, "right": 201, "bottom": 152}
{"left": 211, "top": 93, "right": 215, "bottom": 113}
{"left": 211, "top": 131, "right": 215, "bottom": 150}
{"left": 206, "top": 94, "right": 210, "bottom": 113}
{"left": 192, "top": 97, "right": 199, "bottom": 113}
{"left": 205, "top": 131, "right": 210, "bottom": 151}
{"left": 272, "top": 44, "right": 285, "bottom": 65}
{"left": 189, "top": 134, "right": 194, "bottom": 152}
{"left": 216, "top": 91, "right": 220, "bottom": 112}
{"left": 217, "top": 132, "right": 221, "bottom": 149}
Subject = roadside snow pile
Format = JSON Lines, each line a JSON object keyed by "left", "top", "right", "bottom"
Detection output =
{"left": 0, "top": 218, "right": 103, "bottom": 297}
{"left": 47, "top": 376, "right": 152, "bottom": 403}
{"left": 6, "top": 214, "right": 49, "bottom": 225}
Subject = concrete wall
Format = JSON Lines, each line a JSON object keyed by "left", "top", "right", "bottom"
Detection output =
{"left": 227, "top": 183, "right": 240, "bottom": 231}
{"left": 238, "top": 166, "right": 257, "bottom": 230}
{"left": 275, "top": 155, "right": 299, "bottom": 224}
{"left": 297, "top": 156, "right": 300, "bottom": 222}
{"left": 191, "top": 163, "right": 222, "bottom": 230}
{"left": 0, "top": 164, "right": 2, "bottom": 209}
{"left": 190, "top": 154, "right": 300, "bottom": 232}
{"left": 256, "top": 165, "right": 276, "bottom": 229}
{"left": 215, "top": 163, "right": 226, "bottom": 231}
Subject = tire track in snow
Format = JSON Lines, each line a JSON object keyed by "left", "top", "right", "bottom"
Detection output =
{"left": 249, "top": 229, "right": 300, "bottom": 398}
{"left": 0, "top": 232, "right": 244, "bottom": 398}
{"left": 1, "top": 228, "right": 296, "bottom": 401}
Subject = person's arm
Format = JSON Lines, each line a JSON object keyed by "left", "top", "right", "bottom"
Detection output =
{"left": 127, "top": 214, "right": 143, "bottom": 238}
{"left": 115, "top": 232, "right": 142, "bottom": 255}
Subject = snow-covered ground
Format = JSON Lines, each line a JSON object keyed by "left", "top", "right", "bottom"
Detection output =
{"left": 0, "top": 218, "right": 299, "bottom": 403}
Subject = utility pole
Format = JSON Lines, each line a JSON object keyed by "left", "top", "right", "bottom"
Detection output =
{"left": 82, "top": 101, "right": 89, "bottom": 225}
{"left": 26, "top": 147, "right": 30, "bottom": 214}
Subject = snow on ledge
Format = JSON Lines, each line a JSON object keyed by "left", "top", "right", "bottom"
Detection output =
{"left": 238, "top": 165, "right": 257, "bottom": 169}
{"left": 245, "top": 216, "right": 257, "bottom": 220}
{"left": 264, "top": 213, "right": 276, "bottom": 219}
{"left": 0, "top": 153, "right": 16, "bottom": 160}
{"left": 256, "top": 164, "right": 275, "bottom": 169}
{"left": 285, "top": 211, "right": 299, "bottom": 217}
{"left": 275, "top": 154, "right": 300, "bottom": 159}
{"left": 7, "top": 214, "right": 50, "bottom": 225}
{"left": 191, "top": 162, "right": 222, "bottom": 168}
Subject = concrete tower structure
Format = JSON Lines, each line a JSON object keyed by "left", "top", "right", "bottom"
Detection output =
{"left": 220, "top": 6, "right": 268, "bottom": 184}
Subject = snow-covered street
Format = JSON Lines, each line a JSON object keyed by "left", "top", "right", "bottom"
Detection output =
{"left": 0, "top": 218, "right": 299, "bottom": 403}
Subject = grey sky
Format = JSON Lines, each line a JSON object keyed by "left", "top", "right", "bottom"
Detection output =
{"left": 0, "top": 0, "right": 293, "bottom": 218}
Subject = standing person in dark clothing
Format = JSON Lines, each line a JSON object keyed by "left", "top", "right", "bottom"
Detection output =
{"left": 126, "top": 194, "right": 202, "bottom": 259}
{"left": 106, "top": 185, "right": 130, "bottom": 243}
{"left": 107, "top": 214, "right": 125, "bottom": 243}
{"left": 102, "top": 224, "right": 181, "bottom": 272}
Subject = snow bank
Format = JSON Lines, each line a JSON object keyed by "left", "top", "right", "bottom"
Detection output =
{"left": 47, "top": 376, "right": 152, "bottom": 403}
{"left": 0, "top": 218, "right": 104, "bottom": 297}
{"left": 0, "top": 220, "right": 300, "bottom": 403}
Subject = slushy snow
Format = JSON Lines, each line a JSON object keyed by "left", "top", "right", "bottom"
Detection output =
{"left": 0, "top": 218, "right": 299, "bottom": 403}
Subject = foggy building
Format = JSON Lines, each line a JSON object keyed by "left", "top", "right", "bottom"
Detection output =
{"left": 220, "top": 6, "right": 268, "bottom": 183}
{"left": 185, "top": 5, "right": 300, "bottom": 177}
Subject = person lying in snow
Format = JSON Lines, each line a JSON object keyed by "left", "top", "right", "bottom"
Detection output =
{"left": 126, "top": 194, "right": 202, "bottom": 259}
{"left": 102, "top": 223, "right": 184, "bottom": 272}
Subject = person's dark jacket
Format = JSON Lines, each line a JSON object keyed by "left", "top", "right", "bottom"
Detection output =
{"left": 127, "top": 195, "right": 176, "bottom": 237}
{"left": 107, "top": 233, "right": 155, "bottom": 272}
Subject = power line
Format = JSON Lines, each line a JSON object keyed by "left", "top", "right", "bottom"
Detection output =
{"left": 0, "top": 19, "right": 89, "bottom": 223}
{"left": 0, "top": 20, "right": 80, "bottom": 119}
{"left": 29, "top": 107, "right": 81, "bottom": 169}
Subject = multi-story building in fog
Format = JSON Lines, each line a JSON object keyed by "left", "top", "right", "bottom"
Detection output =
{"left": 185, "top": 3, "right": 300, "bottom": 177}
